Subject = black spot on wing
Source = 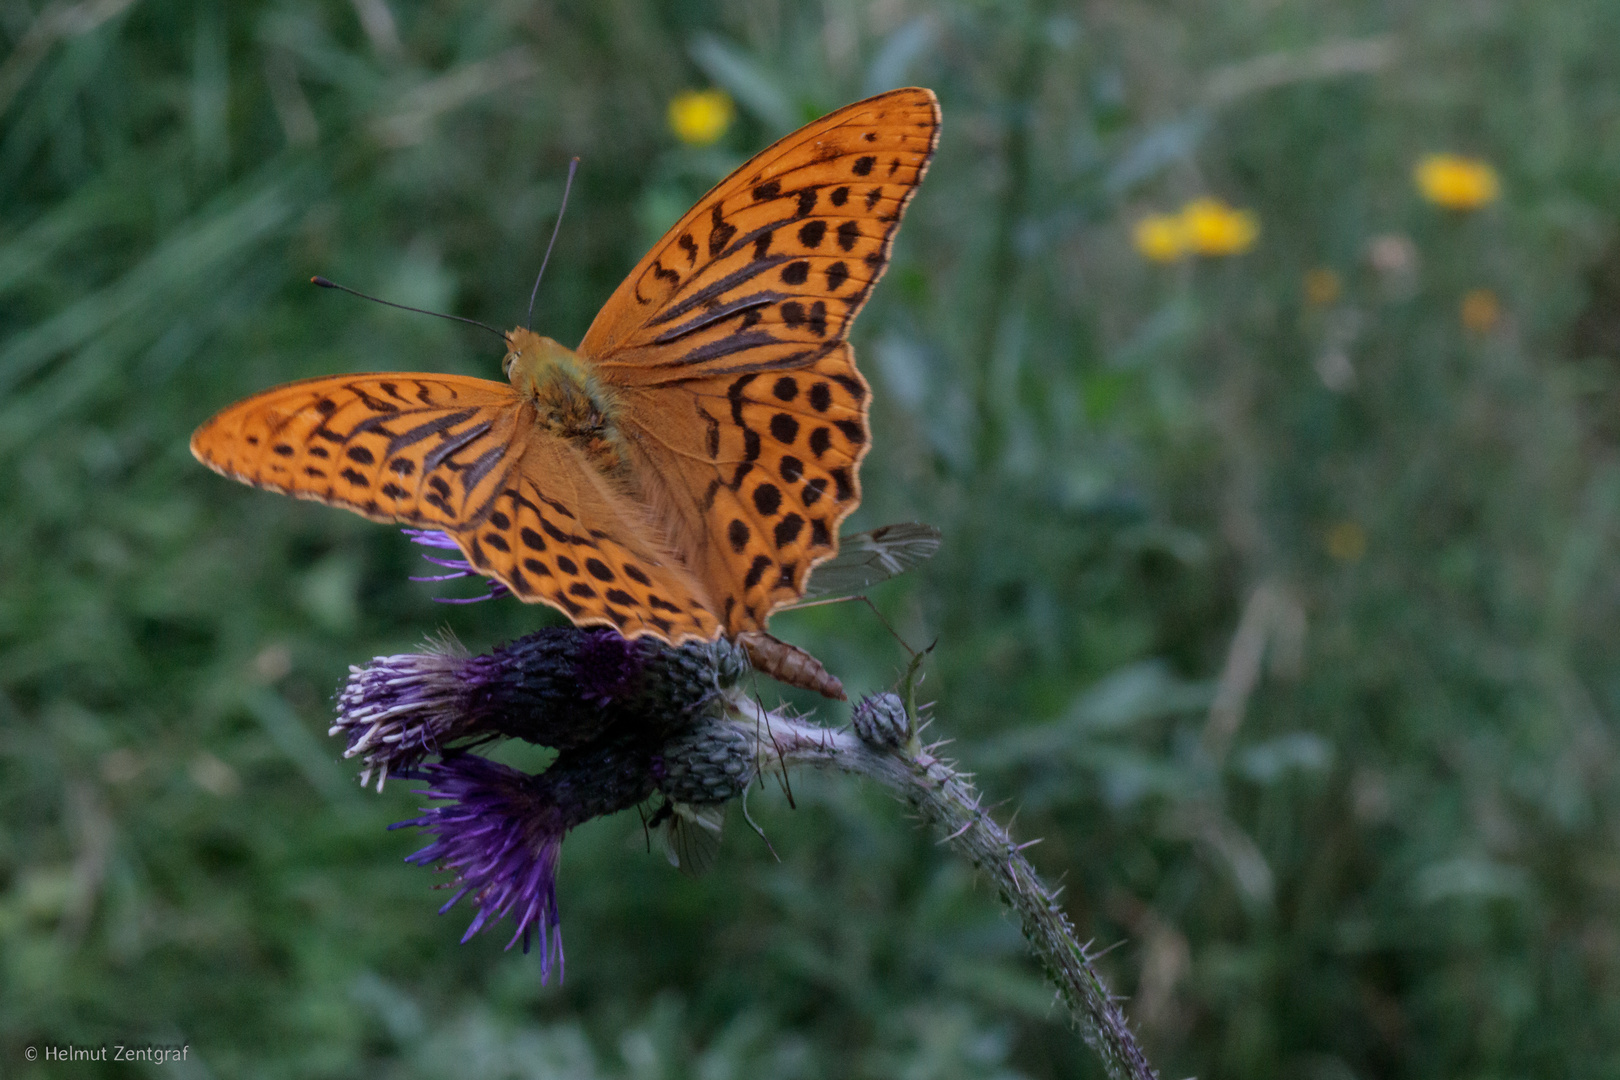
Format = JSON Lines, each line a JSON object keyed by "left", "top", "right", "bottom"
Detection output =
{"left": 708, "top": 202, "right": 737, "bottom": 255}
{"left": 744, "top": 555, "right": 772, "bottom": 589}
{"left": 753, "top": 483, "right": 782, "bottom": 516}
{"left": 769, "top": 413, "right": 800, "bottom": 444}
{"left": 807, "top": 301, "right": 827, "bottom": 338}
{"left": 773, "top": 514, "right": 804, "bottom": 548}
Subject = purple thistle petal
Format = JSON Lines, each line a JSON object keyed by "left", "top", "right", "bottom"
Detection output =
{"left": 399, "top": 756, "right": 568, "bottom": 979}
{"left": 403, "top": 528, "right": 462, "bottom": 550}
{"left": 401, "top": 529, "right": 510, "bottom": 603}
{"left": 394, "top": 731, "right": 676, "bottom": 977}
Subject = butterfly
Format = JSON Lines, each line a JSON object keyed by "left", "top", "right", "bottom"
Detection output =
{"left": 191, "top": 87, "right": 940, "bottom": 700}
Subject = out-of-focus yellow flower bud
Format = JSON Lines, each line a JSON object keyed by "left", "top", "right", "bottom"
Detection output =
{"left": 668, "top": 89, "right": 735, "bottom": 147}
{"left": 1415, "top": 154, "right": 1499, "bottom": 211}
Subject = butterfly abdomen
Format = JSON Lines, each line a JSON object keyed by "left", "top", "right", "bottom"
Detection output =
{"left": 737, "top": 631, "right": 846, "bottom": 700}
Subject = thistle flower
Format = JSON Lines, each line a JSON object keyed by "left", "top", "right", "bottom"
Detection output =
{"left": 395, "top": 735, "right": 667, "bottom": 981}
{"left": 334, "top": 632, "right": 1160, "bottom": 1078}
{"left": 334, "top": 627, "right": 746, "bottom": 788}
{"left": 851, "top": 692, "right": 910, "bottom": 749}
{"left": 654, "top": 717, "right": 758, "bottom": 804}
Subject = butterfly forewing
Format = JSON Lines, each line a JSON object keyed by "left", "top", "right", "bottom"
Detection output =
{"left": 585, "top": 88, "right": 939, "bottom": 637}
{"left": 190, "top": 373, "right": 524, "bottom": 528}
{"left": 581, "top": 87, "right": 940, "bottom": 380}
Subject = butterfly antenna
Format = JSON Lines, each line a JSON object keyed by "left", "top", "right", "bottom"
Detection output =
{"left": 310, "top": 277, "right": 507, "bottom": 341}
{"left": 527, "top": 156, "right": 580, "bottom": 330}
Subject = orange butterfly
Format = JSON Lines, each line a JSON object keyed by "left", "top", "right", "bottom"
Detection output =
{"left": 192, "top": 87, "right": 940, "bottom": 700}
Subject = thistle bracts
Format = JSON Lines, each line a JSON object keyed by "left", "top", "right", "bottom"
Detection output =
{"left": 653, "top": 717, "right": 758, "bottom": 804}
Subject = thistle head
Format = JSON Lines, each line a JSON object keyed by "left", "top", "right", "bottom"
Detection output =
{"left": 334, "top": 627, "right": 748, "bottom": 788}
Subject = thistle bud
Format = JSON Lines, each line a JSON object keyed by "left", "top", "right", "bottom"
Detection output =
{"left": 654, "top": 719, "right": 758, "bottom": 804}
{"left": 852, "top": 692, "right": 910, "bottom": 749}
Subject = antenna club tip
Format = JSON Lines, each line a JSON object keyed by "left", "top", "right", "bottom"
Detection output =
{"left": 311, "top": 276, "right": 335, "bottom": 288}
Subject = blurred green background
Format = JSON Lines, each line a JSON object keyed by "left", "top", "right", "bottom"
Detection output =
{"left": 5, "top": 0, "right": 1620, "bottom": 1076}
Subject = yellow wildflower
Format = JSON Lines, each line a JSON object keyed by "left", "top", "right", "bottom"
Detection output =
{"left": 1179, "top": 197, "right": 1259, "bottom": 256}
{"left": 1304, "top": 267, "right": 1342, "bottom": 306}
{"left": 1414, "top": 154, "right": 1499, "bottom": 211}
{"left": 1325, "top": 521, "right": 1367, "bottom": 563}
{"left": 1132, "top": 213, "right": 1185, "bottom": 262}
{"left": 668, "top": 89, "right": 734, "bottom": 147}
{"left": 1133, "top": 198, "right": 1259, "bottom": 262}
{"left": 1460, "top": 288, "right": 1501, "bottom": 334}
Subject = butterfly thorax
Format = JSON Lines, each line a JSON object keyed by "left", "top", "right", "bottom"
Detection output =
{"left": 504, "top": 328, "right": 627, "bottom": 478}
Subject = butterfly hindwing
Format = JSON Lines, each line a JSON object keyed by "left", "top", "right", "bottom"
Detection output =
{"left": 581, "top": 87, "right": 940, "bottom": 382}
{"left": 190, "top": 373, "right": 523, "bottom": 528}
{"left": 448, "top": 439, "right": 720, "bottom": 642}
{"left": 616, "top": 342, "right": 869, "bottom": 634}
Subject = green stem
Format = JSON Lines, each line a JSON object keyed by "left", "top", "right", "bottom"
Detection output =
{"left": 729, "top": 698, "right": 1160, "bottom": 1080}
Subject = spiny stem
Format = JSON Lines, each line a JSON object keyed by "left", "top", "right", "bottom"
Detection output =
{"left": 733, "top": 698, "right": 1160, "bottom": 1080}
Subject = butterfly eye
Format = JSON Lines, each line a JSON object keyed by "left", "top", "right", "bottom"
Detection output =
{"left": 502, "top": 352, "right": 517, "bottom": 378}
